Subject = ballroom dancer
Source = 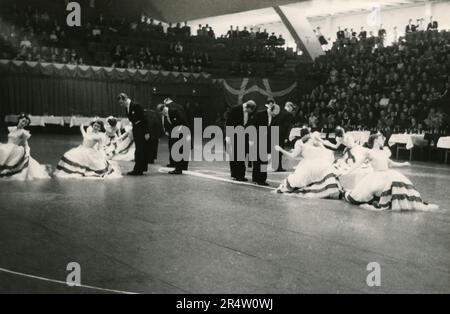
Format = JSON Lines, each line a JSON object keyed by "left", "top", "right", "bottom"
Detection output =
{"left": 320, "top": 127, "right": 367, "bottom": 166}
{"left": 157, "top": 98, "right": 190, "bottom": 175}
{"left": 104, "top": 125, "right": 135, "bottom": 162}
{"left": 252, "top": 101, "right": 280, "bottom": 186}
{"left": 103, "top": 116, "right": 122, "bottom": 146}
{"left": 0, "top": 115, "right": 50, "bottom": 181}
{"left": 225, "top": 100, "right": 257, "bottom": 182}
{"left": 55, "top": 120, "right": 121, "bottom": 179}
{"left": 274, "top": 101, "right": 295, "bottom": 172}
{"left": 118, "top": 93, "right": 150, "bottom": 176}
{"left": 343, "top": 133, "right": 439, "bottom": 211}
{"left": 274, "top": 127, "right": 342, "bottom": 199}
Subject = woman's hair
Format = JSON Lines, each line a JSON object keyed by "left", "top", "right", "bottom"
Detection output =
{"left": 335, "top": 126, "right": 345, "bottom": 138}
{"left": 367, "top": 133, "right": 382, "bottom": 149}
{"left": 90, "top": 119, "right": 105, "bottom": 132}
{"left": 107, "top": 117, "right": 118, "bottom": 127}
{"left": 17, "top": 114, "right": 31, "bottom": 127}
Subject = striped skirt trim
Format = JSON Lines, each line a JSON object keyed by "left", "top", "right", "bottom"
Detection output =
{"left": 0, "top": 154, "right": 29, "bottom": 178}
{"left": 346, "top": 181, "right": 437, "bottom": 211}
{"left": 284, "top": 173, "right": 343, "bottom": 199}
{"left": 57, "top": 156, "right": 114, "bottom": 178}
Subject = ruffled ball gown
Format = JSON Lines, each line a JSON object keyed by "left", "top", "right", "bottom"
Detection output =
{"left": 103, "top": 126, "right": 135, "bottom": 162}
{"left": 344, "top": 148, "right": 438, "bottom": 211}
{"left": 0, "top": 127, "right": 50, "bottom": 181}
{"left": 276, "top": 140, "right": 343, "bottom": 199}
{"left": 55, "top": 128, "right": 121, "bottom": 179}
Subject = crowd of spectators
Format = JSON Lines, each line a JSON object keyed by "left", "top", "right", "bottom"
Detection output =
{"left": 295, "top": 25, "right": 450, "bottom": 133}
{"left": 110, "top": 43, "right": 212, "bottom": 72}
{"left": 0, "top": 3, "right": 290, "bottom": 75}
{"left": 0, "top": 6, "right": 84, "bottom": 64}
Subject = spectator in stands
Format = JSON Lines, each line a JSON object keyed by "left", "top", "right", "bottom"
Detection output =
{"left": 378, "top": 24, "right": 386, "bottom": 47}
{"left": 268, "top": 32, "right": 278, "bottom": 46}
{"left": 207, "top": 27, "right": 215, "bottom": 39}
{"left": 358, "top": 27, "right": 367, "bottom": 40}
{"left": 196, "top": 24, "right": 204, "bottom": 37}
{"left": 406, "top": 19, "right": 416, "bottom": 33}
{"left": 427, "top": 16, "right": 438, "bottom": 31}
{"left": 182, "top": 21, "right": 191, "bottom": 37}
{"left": 19, "top": 36, "right": 32, "bottom": 49}
{"left": 240, "top": 27, "right": 250, "bottom": 38}
{"left": 277, "top": 35, "right": 285, "bottom": 46}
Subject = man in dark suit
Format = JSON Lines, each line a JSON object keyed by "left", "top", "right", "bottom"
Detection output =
{"left": 252, "top": 101, "right": 280, "bottom": 186}
{"left": 145, "top": 109, "right": 164, "bottom": 164}
{"left": 157, "top": 98, "right": 190, "bottom": 175}
{"left": 118, "top": 93, "right": 150, "bottom": 176}
{"left": 225, "top": 100, "right": 257, "bottom": 182}
{"left": 274, "top": 101, "right": 295, "bottom": 172}
{"left": 405, "top": 19, "right": 416, "bottom": 33}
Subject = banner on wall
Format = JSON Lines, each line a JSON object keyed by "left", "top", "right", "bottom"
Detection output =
{"left": 215, "top": 78, "right": 298, "bottom": 108}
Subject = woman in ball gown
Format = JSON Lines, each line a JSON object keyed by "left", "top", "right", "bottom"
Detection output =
{"left": 274, "top": 127, "right": 343, "bottom": 199}
{"left": 55, "top": 120, "right": 121, "bottom": 179}
{"left": 319, "top": 126, "right": 373, "bottom": 190}
{"left": 0, "top": 115, "right": 50, "bottom": 181}
{"left": 343, "top": 133, "right": 439, "bottom": 211}
{"left": 321, "top": 127, "right": 367, "bottom": 166}
{"left": 104, "top": 125, "right": 135, "bottom": 162}
{"left": 103, "top": 116, "right": 122, "bottom": 146}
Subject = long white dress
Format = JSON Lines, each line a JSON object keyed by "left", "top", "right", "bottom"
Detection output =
{"left": 55, "top": 129, "right": 121, "bottom": 179}
{"left": 345, "top": 148, "right": 438, "bottom": 211}
{"left": 276, "top": 139, "right": 343, "bottom": 199}
{"left": 0, "top": 127, "right": 50, "bottom": 181}
{"left": 334, "top": 134, "right": 373, "bottom": 190}
{"left": 103, "top": 125, "right": 135, "bottom": 162}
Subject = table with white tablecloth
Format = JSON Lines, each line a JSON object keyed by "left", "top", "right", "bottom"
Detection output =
{"left": 388, "top": 133, "right": 429, "bottom": 160}
{"left": 4, "top": 115, "right": 64, "bottom": 127}
{"left": 437, "top": 137, "right": 450, "bottom": 163}
{"left": 437, "top": 137, "right": 450, "bottom": 149}
{"left": 4, "top": 115, "right": 130, "bottom": 128}
{"left": 388, "top": 134, "right": 428, "bottom": 150}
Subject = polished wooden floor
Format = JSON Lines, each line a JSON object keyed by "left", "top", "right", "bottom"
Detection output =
{"left": 0, "top": 134, "right": 449, "bottom": 294}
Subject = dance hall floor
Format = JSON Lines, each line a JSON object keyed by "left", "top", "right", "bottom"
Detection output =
{"left": 0, "top": 133, "right": 449, "bottom": 294}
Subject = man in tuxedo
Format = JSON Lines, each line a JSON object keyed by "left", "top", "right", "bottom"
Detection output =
{"left": 145, "top": 108, "right": 164, "bottom": 164}
{"left": 225, "top": 100, "right": 257, "bottom": 182}
{"left": 252, "top": 101, "right": 280, "bottom": 186}
{"left": 118, "top": 93, "right": 150, "bottom": 176}
{"left": 157, "top": 98, "right": 190, "bottom": 175}
{"left": 274, "top": 101, "right": 295, "bottom": 172}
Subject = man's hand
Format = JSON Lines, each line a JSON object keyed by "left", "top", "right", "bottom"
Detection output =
{"left": 145, "top": 133, "right": 150, "bottom": 141}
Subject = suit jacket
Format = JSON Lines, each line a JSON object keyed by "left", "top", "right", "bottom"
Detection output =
{"left": 276, "top": 109, "right": 294, "bottom": 143}
{"left": 163, "top": 103, "right": 189, "bottom": 134}
{"left": 254, "top": 109, "right": 279, "bottom": 153}
{"left": 226, "top": 105, "right": 253, "bottom": 128}
{"left": 145, "top": 109, "right": 164, "bottom": 139}
{"left": 127, "top": 101, "right": 150, "bottom": 134}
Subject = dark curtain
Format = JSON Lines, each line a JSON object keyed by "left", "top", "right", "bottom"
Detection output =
{"left": 0, "top": 61, "right": 212, "bottom": 117}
